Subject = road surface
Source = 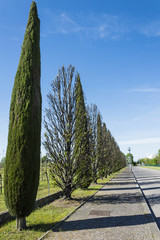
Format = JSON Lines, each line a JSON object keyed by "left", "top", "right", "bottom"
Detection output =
{"left": 133, "top": 166, "right": 160, "bottom": 229}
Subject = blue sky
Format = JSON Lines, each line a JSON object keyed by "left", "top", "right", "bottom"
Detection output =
{"left": 1, "top": 0, "right": 160, "bottom": 161}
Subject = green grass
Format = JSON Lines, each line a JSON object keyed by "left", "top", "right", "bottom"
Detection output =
{"left": 72, "top": 171, "right": 121, "bottom": 200}
{"left": 0, "top": 168, "right": 5, "bottom": 212}
{"left": 0, "top": 168, "right": 122, "bottom": 212}
{"left": 0, "top": 170, "right": 60, "bottom": 212}
{"left": 0, "top": 195, "right": 6, "bottom": 213}
{"left": 0, "top": 168, "right": 125, "bottom": 240}
{"left": 141, "top": 166, "right": 160, "bottom": 170}
{"left": 0, "top": 203, "right": 75, "bottom": 240}
{"left": 36, "top": 177, "right": 61, "bottom": 200}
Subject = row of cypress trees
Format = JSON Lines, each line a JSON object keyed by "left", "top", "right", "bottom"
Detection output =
{"left": 43, "top": 65, "right": 126, "bottom": 199}
{"left": 87, "top": 104, "right": 126, "bottom": 184}
{"left": 3, "top": 1, "right": 126, "bottom": 231}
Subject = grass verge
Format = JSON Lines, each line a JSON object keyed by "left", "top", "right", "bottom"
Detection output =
{"left": 141, "top": 166, "right": 160, "bottom": 170}
{"left": 0, "top": 168, "right": 124, "bottom": 240}
{"left": 0, "top": 175, "right": 60, "bottom": 213}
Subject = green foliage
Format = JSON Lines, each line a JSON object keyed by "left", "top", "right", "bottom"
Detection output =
{"left": 87, "top": 105, "right": 126, "bottom": 182}
{"left": 75, "top": 75, "right": 92, "bottom": 189}
{"left": 96, "top": 113, "right": 104, "bottom": 178}
{"left": 0, "top": 157, "right": 5, "bottom": 168}
{"left": 126, "top": 153, "right": 134, "bottom": 165}
{"left": 138, "top": 149, "right": 160, "bottom": 166}
{"left": 102, "top": 123, "right": 109, "bottom": 177}
{"left": 87, "top": 104, "right": 98, "bottom": 183}
{"left": 101, "top": 127, "right": 126, "bottom": 174}
{"left": 41, "top": 155, "right": 47, "bottom": 164}
{"left": 4, "top": 1, "right": 41, "bottom": 219}
{"left": 138, "top": 157, "right": 159, "bottom": 166}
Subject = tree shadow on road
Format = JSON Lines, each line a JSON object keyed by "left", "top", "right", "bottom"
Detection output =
{"left": 88, "top": 192, "right": 144, "bottom": 205}
{"left": 107, "top": 181, "right": 136, "bottom": 185}
{"left": 98, "top": 187, "right": 139, "bottom": 191}
{"left": 136, "top": 176, "right": 160, "bottom": 180}
{"left": 147, "top": 194, "right": 160, "bottom": 206}
{"left": 140, "top": 181, "right": 160, "bottom": 186}
{"left": 53, "top": 214, "right": 154, "bottom": 232}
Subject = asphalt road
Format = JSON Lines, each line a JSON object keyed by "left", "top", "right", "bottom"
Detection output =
{"left": 133, "top": 166, "right": 160, "bottom": 229}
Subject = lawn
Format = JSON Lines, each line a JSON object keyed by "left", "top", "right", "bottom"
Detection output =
{"left": 0, "top": 203, "right": 75, "bottom": 240}
{"left": 0, "top": 169, "right": 124, "bottom": 240}
{"left": 141, "top": 166, "right": 160, "bottom": 170}
{"left": 0, "top": 169, "right": 60, "bottom": 213}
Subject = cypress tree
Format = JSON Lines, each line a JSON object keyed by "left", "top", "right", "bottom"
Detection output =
{"left": 106, "top": 129, "right": 114, "bottom": 175}
{"left": 102, "top": 123, "right": 109, "bottom": 178}
{"left": 88, "top": 104, "right": 98, "bottom": 183}
{"left": 4, "top": 1, "right": 41, "bottom": 230}
{"left": 75, "top": 75, "right": 92, "bottom": 189}
{"left": 96, "top": 113, "right": 104, "bottom": 178}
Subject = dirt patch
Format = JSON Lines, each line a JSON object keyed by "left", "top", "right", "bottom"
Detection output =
{"left": 50, "top": 198, "right": 83, "bottom": 208}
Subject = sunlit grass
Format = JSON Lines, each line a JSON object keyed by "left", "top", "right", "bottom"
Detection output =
{"left": 36, "top": 177, "right": 61, "bottom": 200}
{"left": 0, "top": 170, "right": 60, "bottom": 213}
{"left": 0, "top": 204, "right": 75, "bottom": 240}
{"left": 141, "top": 166, "right": 160, "bottom": 170}
{"left": 72, "top": 170, "right": 121, "bottom": 200}
{"left": 0, "top": 195, "right": 6, "bottom": 213}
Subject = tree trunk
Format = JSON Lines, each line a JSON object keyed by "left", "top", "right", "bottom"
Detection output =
{"left": 93, "top": 178, "right": 97, "bottom": 184}
{"left": 64, "top": 184, "right": 72, "bottom": 199}
{"left": 16, "top": 216, "right": 26, "bottom": 230}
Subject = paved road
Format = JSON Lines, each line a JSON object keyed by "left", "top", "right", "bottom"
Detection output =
{"left": 41, "top": 167, "right": 160, "bottom": 240}
{"left": 133, "top": 166, "right": 160, "bottom": 229}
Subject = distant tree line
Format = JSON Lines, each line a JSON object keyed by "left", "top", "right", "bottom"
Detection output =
{"left": 138, "top": 149, "right": 160, "bottom": 166}
{"left": 43, "top": 65, "right": 126, "bottom": 199}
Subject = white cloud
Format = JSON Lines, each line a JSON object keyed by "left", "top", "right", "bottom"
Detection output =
{"left": 42, "top": 10, "right": 128, "bottom": 40}
{"left": 119, "top": 137, "right": 160, "bottom": 146}
{"left": 138, "top": 21, "right": 160, "bottom": 37}
{"left": 46, "top": 12, "right": 82, "bottom": 34}
{"left": 129, "top": 88, "right": 160, "bottom": 93}
{"left": 42, "top": 9, "right": 160, "bottom": 40}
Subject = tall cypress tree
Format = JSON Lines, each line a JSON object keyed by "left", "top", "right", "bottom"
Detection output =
{"left": 106, "top": 129, "right": 113, "bottom": 175}
{"left": 88, "top": 104, "right": 98, "bottom": 183}
{"left": 4, "top": 1, "right": 41, "bottom": 230}
{"left": 102, "top": 122, "right": 109, "bottom": 178}
{"left": 75, "top": 75, "right": 92, "bottom": 189}
{"left": 96, "top": 113, "right": 104, "bottom": 178}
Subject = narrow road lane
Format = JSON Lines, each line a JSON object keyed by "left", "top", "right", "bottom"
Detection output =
{"left": 133, "top": 166, "right": 160, "bottom": 229}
